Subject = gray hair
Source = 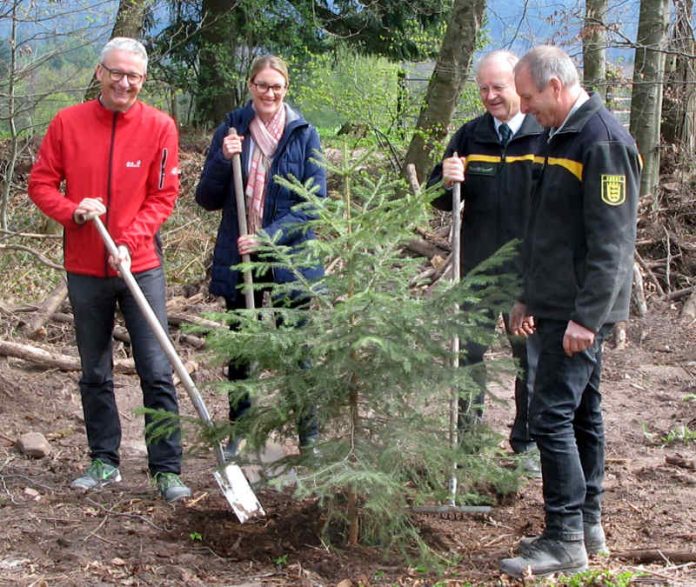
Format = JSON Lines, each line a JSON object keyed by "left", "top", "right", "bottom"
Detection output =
{"left": 100, "top": 37, "right": 148, "bottom": 71}
{"left": 475, "top": 50, "right": 518, "bottom": 79}
{"left": 515, "top": 45, "right": 579, "bottom": 91}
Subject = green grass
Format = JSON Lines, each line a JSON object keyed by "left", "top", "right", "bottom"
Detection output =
{"left": 661, "top": 424, "right": 696, "bottom": 445}
{"left": 538, "top": 568, "right": 639, "bottom": 586}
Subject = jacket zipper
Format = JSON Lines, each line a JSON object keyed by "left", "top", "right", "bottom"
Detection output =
{"left": 264, "top": 122, "right": 304, "bottom": 227}
{"left": 105, "top": 112, "right": 118, "bottom": 277}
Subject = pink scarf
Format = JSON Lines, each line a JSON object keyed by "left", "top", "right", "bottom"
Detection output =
{"left": 246, "top": 105, "right": 286, "bottom": 235}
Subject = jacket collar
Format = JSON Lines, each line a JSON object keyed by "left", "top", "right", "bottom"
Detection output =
{"left": 551, "top": 92, "right": 603, "bottom": 137}
{"left": 93, "top": 97, "right": 143, "bottom": 121}
{"left": 474, "top": 111, "right": 544, "bottom": 143}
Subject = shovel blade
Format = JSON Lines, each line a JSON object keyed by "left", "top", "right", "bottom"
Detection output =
{"left": 213, "top": 463, "right": 265, "bottom": 524}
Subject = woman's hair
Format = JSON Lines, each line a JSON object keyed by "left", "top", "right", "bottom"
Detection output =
{"left": 100, "top": 37, "right": 148, "bottom": 71}
{"left": 248, "top": 55, "right": 289, "bottom": 87}
{"left": 516, "top": 45, "right": 579, "bottom": 91}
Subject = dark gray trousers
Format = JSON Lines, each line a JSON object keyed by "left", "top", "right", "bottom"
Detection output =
{"left": 67, "top": 268, "right": 182, "bottom": 474}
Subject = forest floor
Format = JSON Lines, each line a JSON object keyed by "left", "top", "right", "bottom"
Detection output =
{"left": 0, "top": 298, "right": 694, "bottom": 586}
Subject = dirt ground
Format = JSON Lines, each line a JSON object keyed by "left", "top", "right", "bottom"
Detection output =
{"left": 0, "top": 295, "right": 694, "bottom": 587}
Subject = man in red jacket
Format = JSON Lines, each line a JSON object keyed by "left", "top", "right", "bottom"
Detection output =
{"left": 28, "top": 37, "right": 190, "bottom": 502}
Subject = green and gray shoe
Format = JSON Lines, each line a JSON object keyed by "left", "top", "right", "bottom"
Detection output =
{"left": 153, "top": 472, "right": 191, "bottom": 503}
{"left": 71, "top": 459, "right": 122, "bottom": 490}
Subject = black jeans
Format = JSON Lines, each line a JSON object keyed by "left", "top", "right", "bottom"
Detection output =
{"left": 530, "top": 318, "right": 612, "bottom": 541}
{"left": 67, "top": 268, "right": 183, "bottom": 474}
{"left": 225, "top": 273, "right": 317, "bottom": 444}
{"left": 459, "top": 312, "right": 535, "bottom": 454}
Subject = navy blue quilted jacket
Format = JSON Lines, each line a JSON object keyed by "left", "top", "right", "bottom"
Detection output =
{"left": 195, "top": 102, "right": 326, "bottom": 302}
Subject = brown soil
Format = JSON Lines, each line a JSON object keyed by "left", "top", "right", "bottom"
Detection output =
{"left": 0, "top": 301, "right": 694, "bottom": 587}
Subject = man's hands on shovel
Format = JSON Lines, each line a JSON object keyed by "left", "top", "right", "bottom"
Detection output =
{"left": 73, "top": 197, "right": 106, "bottom": 224}
{"left": 73, "top": 197, "right": 130, "bottom": 274}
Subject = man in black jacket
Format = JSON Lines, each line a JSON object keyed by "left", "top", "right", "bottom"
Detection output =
{"left": 499, "top": 46, "right": 641, "bottom": 579}
{"left": 428, "top": 50, "right": 544, "bottom": 470}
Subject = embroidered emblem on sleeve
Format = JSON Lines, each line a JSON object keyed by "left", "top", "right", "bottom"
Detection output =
{"left": 601, "top": 174, "right": 626, "bottom": 206}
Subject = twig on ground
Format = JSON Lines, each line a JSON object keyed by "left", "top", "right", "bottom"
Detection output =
{"left": 82, "top": 513, "right": 109, "bottom": 542}
{"left": 0, "top": 243, "right": 63, "bottom": 271}
{"left": 636, "top": 251, "right": 666, "bottom": 297}
{"left": 85, "top": 497, "right": 169, "bottom": 532}
{"left": 0, "top": 228, "right": 62, "bottom": 240}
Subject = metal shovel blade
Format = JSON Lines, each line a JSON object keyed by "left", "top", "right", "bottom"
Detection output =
{"left": 213, "top": 460, "right": 266, "bottom": 523}
{"left": 89, "top": 216, "right": 265, "bottom": 523}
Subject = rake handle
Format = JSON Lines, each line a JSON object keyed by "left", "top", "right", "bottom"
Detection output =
{"left": 449, "top": 175, "right": 463, "bottom": 504}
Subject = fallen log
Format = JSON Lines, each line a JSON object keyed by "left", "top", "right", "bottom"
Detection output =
{"left": 681, "top": 287, "right": 696, "bottom": 321}
{"left": 612, "top": 548, "right": 696, "bottom": 564}
{"left": 51, "top": 312, "right": 206, "bottom": 348}
{"left": 0, "top": 339, "right": 135, "bottom": 374}
{"left": 405, "top": 237, "right": 447, "bottom": 260}
{"left": 415, "top": 227, "right": 451, "bottom": 253}
{"left": 20, "top": 279, "right": 68, "bottom": 340}
{"left": 167, "top": 310, "right": 226, "bottom": 332}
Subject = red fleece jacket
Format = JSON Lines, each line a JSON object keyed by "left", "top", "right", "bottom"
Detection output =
{"left": 29, "top": 99, "right": 180, "bottom": 277}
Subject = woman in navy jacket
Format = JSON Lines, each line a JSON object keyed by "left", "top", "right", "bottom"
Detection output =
{"left": 195, "top": 55, "right": 326, "bottom": 459}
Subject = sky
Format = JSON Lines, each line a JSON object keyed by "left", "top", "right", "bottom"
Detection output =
{"left": 1, "top": 0, "right": 642, "bottom": 68}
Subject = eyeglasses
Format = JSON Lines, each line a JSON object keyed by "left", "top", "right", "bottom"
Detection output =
{"left": 251, "top": 81, "right": 285, "bottom": 95}
{"left": 100, "top": 63, "right": 145, "bottom": 84}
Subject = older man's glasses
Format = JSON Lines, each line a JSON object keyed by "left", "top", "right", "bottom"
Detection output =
{"left": 252, "top": 82, "right": 285, "bottom": 94}
{"left": 100, "top": 63, "right": 145, "bottom": 84}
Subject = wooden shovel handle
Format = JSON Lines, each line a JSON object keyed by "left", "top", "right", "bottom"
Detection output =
{"left": 228, "top": 127, "right": 255, "bottom": 310}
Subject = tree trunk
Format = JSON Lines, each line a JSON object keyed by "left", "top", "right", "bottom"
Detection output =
{"left": 402, "top": 0, "right": 486, "bottom": 184}
{"left": 582, "top": 0, "right": 608, "bottom": 98}
{"left": 84, "top": 0, "right": 151, "bottom": 101}
{"left": 629, "top": 0, "right": 669, "bottom": 207}
{"left": 2, "top": 0, "right": 20, "bottom": 231}
{"left": 196, "top": 0, "right": 240, "bottom": 127}
{"left": 661, "top": 0, "right": 695, "bottom": 159}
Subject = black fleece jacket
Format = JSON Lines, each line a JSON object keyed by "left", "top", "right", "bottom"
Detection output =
{"left": 522, "top": 93, "right": 641, "bottom": 332}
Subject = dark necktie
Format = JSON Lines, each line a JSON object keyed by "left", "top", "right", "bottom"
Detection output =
{"left": 499, "top": 122, "right": 512, "bottom": 146}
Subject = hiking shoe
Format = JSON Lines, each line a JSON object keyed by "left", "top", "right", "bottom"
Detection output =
{"left": 520, "top": 448, "right": 542, "bottom": 478}
{"left": 153, "top": 472, "right": 191, "bottom": 503}
{"left": 299, "top": 434, "right": 321, "bottom": 459}
{"left": 71, "top": 459, "right": 122, "bottom": 490}
{"left": 518, "top": 523, "right": 609, "bottom": 557}
{"left": 222, "top": 437, "right": 243, "bottom": 462}
{"left": 500, "top": 536, "right": 588, "bottom": 578}
{"left": 583, "top": 522, "right": 609, "bottom": 556}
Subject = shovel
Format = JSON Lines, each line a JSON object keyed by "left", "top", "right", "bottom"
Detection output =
{"left": 90, "top": 215, "right": 265, "bottom": 523}
{"left": 228, "top": 127, "right": 255, "bottom": 310}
